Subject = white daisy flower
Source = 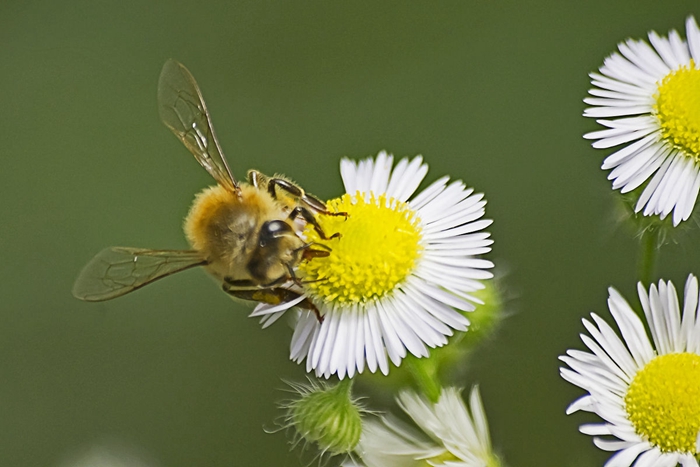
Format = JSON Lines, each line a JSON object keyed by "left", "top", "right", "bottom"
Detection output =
{"left": 354, "top": 387, "right": 499, "bottom": 467}
{"left": 560, "top": 274, "right": 700, "bottom": 466}
{"left": 584, "top": 16, "right": 700, "bottom": 226}
{"left": 252, "top": 151, "right": 494, "bottom": 378}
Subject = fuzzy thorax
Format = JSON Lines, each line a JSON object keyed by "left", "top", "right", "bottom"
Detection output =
{"left": 183, "top": 184, "right": 288, "bottom": 281}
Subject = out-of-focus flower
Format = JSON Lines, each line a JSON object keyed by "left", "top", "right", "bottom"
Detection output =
{"left": 57, "top": 440, "right": 156, "bottom": 467}
{"left": 355, "top": 387, "right": 501, "bottom": 467}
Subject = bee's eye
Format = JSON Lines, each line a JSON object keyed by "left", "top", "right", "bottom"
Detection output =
{"left": 265, "top": 220, "right": 288, "bottom": 234}
{"left": 259, "top": 220, "right": 293, "bottom": 247}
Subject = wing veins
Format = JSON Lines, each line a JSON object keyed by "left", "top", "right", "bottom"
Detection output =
{"left": 158, "top": 60, "right": 239, "bottom": 194}
{"left": 73, "top": 247, "right": 208, "bottom": 301}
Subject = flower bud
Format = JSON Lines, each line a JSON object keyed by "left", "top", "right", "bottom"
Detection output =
{"left": 286, "top": 379, "right": 364, "bottom": 456}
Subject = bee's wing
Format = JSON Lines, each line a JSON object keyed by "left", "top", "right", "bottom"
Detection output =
{"left": 158, "top": 59, "right": 239, "bottom": 193}
{"left": 72, "top": 247, "right": 208, "bottom": 302}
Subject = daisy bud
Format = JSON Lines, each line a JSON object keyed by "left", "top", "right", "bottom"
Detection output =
{"left": 287, "top": 379, "right": 364, "bottom": 456}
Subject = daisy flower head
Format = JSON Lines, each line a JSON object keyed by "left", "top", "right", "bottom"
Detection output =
{"left": 355, "top": 387, "right": 500, "bottom": 467}
{"left": 252, "top": 151, "right": 494, "bottom": 379}
{"left": 560, "top": 274, "right": 700, "bottom": 466}
{"left": 584, "top": 16, "right": 700, "bottom": 226}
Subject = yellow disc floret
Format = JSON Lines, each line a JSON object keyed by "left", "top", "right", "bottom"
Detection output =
{"left": 654, "top": 60, "right": 700, "bottom": 160}
{"left": 624, "top": 352, "right": 700, "bottom": 453}
{"left": 299, "top": 192, "right": 422, "bottom": 306}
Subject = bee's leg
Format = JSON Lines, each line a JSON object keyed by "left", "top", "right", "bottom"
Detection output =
{"left": 282, "top": 258, "right": 325, "bottom": 290}
{"left": 267, "top": 177, "right": 348, "bottom": 218}
{"left": 247, "top": 170, "right": 265, "bottom": 188}
{"left": 296, "top": 243, "right": 331, "bottom": 261}
{"left": 222, "top": 276, "right": 287, "bottom": 292}
{"left": 296, "top": 294, "right": 324, "bottom": 323}
{"left": 285, "top": 264, "right": 299, "bottom": 284}
{"left": 224, "top": 286, "right": 324, "bottom": 323}
{"left": 287, "top": 206, "right": 342, "bottom": 240}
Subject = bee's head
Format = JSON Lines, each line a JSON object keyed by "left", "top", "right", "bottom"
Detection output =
{"left": 247, "top": 220, "right": 305, "bottom": 284}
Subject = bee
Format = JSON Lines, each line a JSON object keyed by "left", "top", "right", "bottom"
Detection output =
{"left": 72, "top": 59, "right": 342, "bottom": 319}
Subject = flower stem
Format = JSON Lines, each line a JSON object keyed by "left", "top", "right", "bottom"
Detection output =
{"left": 405, "top": 358, "right": 441, "bottom": 403}
{"left": 638, "top": 227, "right": 658, "bottom": 285}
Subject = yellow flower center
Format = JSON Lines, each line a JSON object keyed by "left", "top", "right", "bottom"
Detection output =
{"left": 299, "top": 192, "right": 422, "bottom": 306}
{"left": 624, "top": 352, "right": 700, "bottom": 453}
{"left": 654, "top": 60, "right": 700, "bottom": 160}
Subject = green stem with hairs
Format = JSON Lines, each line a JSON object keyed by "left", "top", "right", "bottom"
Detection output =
{"left": 638, "top": 227, "right": 658, "bottom": 286}
{"left": 334, "top": 376, "right": 354, "bottom": 396}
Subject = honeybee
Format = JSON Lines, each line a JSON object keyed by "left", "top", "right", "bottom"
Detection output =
{"left": 72, "top": 60, "right": 342, "bottom": 319}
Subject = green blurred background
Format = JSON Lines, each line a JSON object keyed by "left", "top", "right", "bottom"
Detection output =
{"left": 3, "top": 1, "right": 700, "bottom": 466}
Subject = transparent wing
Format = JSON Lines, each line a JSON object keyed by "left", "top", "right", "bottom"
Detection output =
{"left": 72, "top": 247, "right": 208, "bottom": 302}
{"left": 158, "top": 59, "right": 239, "bottom": 193}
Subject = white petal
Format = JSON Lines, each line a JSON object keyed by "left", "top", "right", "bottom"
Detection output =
{"left": 607, "top": 288, "right": 655, "bottom": 368}
{"left": 340, "top": 157, "right": 360, "bottom": 193}
{"left": 616, "top": 144, "right": 669, "bottom": 193}
{"left": 604, "top": 442, "right": 649, "bottom": 467}
{"left": 649, "top": 31, "right": 681, "bottom": 69}
{"left": 290, "top": 312, "right": 318, "bottom": 360}
{"left": 316, "top": 310, "right": 342, "bottom": 376}
{"left": 329, "top": 308, "right": 351, "bottom": 379}
{"left": 682, "top": 275, "right": 700, "bottom": 336}
{"left": 369, "top": 151, "right": 393, "bottom": 194}
{"left": 600, "top": 133, "right": 659, "bottom": 170}
{"left": 668, "top": 29, "right": 691, "bottom": 65}
{"left": 367, "top": 306, "right": 390, "bottom": 375}
{"left": 375, "top": 300, "right": 407, "bottom": 367}
{"left": 249, "top": 293, "right": 306, "bottom": 316}
{"left": 635, "top": 153, "right": 673, "bottom": 213}
{"left": 388, "top": 156, "right": 429, "bottom": 202}
{"left": 409, "top": 176, "right": 450, "bottom": 210}
{"left": 687, "top": 16, "right": 700, "bottom": 62}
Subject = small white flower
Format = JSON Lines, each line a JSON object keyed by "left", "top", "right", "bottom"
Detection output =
{"left": 560, "top": 274, "right": 700, "bottom": 466}
{"left": 584, "top": 16, "right": 700, "bottom": 226}
{"left": 355, "top": 387, "right": 498, "bottom": 467}
{"left": 252, "top": 151, "right": 494, "bottom": 378}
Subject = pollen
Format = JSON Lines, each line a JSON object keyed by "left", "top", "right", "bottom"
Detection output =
{"left": 624, "top": 352, "right": 700, "bottom": 454}
{"left": 299, "top": 192, "right": 422, "bottom": 306}
{"left": 654, "top": 60, "right": 700, "bottom": 161}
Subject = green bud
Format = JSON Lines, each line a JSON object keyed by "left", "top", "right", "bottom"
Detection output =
{"left": 286, "top": 378, "right": 363, "bottom": 456}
